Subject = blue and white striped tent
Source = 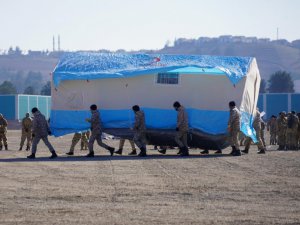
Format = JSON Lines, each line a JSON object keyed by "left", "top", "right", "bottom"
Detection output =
{"left": 50, "top": 52, "right": 260, "bottom": 148}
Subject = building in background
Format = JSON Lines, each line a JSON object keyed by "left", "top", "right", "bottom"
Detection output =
{"left": 0, "top": 94, "right": 51, "bottom": 123}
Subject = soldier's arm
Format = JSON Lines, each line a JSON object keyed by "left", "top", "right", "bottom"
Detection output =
{"left": 134, "top": 114, "right": 141, "bottom": 130}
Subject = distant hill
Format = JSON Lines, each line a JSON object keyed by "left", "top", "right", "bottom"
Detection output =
{"left": 157, "top": 37, "right": 300, "bottom": 82}
{"left": 1, "top": 36, "right": 300, "bottom": 92}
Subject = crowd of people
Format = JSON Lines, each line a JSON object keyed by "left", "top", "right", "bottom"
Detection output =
{"left": 0, "top": 101, "right": 299, "bottom": 159}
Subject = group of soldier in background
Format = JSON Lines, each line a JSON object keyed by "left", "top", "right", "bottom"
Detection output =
{"left": 268, "top": 111, "right": 300, "bottom": 150}
{"left": 0, "top": 101, "right": 299, "bottom": 159}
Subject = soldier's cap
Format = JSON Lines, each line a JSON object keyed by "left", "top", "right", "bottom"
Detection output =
{"left": 0, "top": 113, "right": 3, "bottom": 117}
{"left": 31, "top": 107, "right": 38, "bottom": 113}
{"left": 281, "top": 111, "right": 286, "bottom": 114}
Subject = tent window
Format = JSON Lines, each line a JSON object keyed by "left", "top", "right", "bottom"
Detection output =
{"left": 156, "top": 73, "right": 179, "bottom": 85}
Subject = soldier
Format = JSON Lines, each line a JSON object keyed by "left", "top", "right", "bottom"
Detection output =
{"left": 286, "top": 111, "right": 299, "bottom": 150}
{"left": 173, "top": 101, "right": 189, "bottom": 156}
{"left": 132, "top": 105, "right": 147, "bottom": 157}
{"left": 227, "top": 101, "right": 241, "bottom": 156}
{"left": 260, "top": 118, "right": 266, "bottom": 147}
{"left": 277, "top": 111, "right": 287, "bottom": 150}
{"left": 242, "top": 108, "right": 266, "bottom": 154}
{"left": 0, "top": 113, "right": 8, "bottom": 150}
{"left": 80, "top": 131, "right": 89, "bottom": 150}
{"left": 27, "top": 107, "right": 57, "bottom": 159}
{"left": 85, "top": 104, "right": 115, "bottom": 157}
{"left": 114, "top": 138, "right": 137, "bottom": 155}
{"left": 19, "top": 113, "right": 32, "bottom": 151}
{"left": 66, "top": 132, "right": 89, "bottom": 155}
{"left": 267, "top": 115, "right": 277, "bottom": 145}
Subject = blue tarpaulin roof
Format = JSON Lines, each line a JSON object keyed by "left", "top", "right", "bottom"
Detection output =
{"left": 53, "top": 52, "right": 253, "bottom": 87}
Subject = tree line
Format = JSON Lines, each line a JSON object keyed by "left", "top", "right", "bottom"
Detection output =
{"left": 259, "top": 71, "right": 295, "bottom": 93}
{"left": 0, "top": 70, "right": 295, "bottom": 96}
{"left": 0, "top": 69, "right": 51, "bottom": 95}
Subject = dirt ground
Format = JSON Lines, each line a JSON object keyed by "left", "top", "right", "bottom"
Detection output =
{"left": 0, "top": 130, "right": 299, "bottom": 225}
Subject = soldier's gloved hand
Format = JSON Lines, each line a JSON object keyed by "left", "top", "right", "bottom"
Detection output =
{"left": 25, "top": 128, "right": 29, "bottom": 132}
{"left": 176, "top": 127, "right": 179, "bottom": 131}
{"left": 32, "top": 133, "right": 35, "bottom": 138}
{"left": 48, "top": 131, "right": 52, "bottom": 135}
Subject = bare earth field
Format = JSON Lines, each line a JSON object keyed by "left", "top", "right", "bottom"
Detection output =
{"left": 0, "top": 130, "right": 299, "bottom": 225}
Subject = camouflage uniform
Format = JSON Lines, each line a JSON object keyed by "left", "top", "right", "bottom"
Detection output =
{"left": 133, "top": 110, "right": 146, "bottom": 150}
{"left": 227, "top": 106, "right": 240, "bottom": 150}
{"left": 277, "top": 113, "right": 287, "bottom": 150}
{"left": 244, "top": 110, "right": 265, "bottom": 152}
{"left": 267, "top": 117, "right": 277, "bottom": 145}
{"left": 0, "top": 114, "right": 8, "bottom": 150}
{"left": 174, "top": 106, "right": 189, "bottom": 148}
{"left": 260, "top": 120, "right": 266, "bottom": 147}
{"left": 87, "top": 110, "right": 114, "bottom": 154}
{"left": 286, "top": 113, "right": 299, "bottom": 150}
{"left": 31, "top": 110, "right": 56, "bottom": 154}
{"left": 19, "top": 113, "right": 32, "bottom": 150}
{"left": 119, "top": 139, "right": 136, "bottom": 151}
{"left": 80, "top": 131, "right": 90, "bottom": 150}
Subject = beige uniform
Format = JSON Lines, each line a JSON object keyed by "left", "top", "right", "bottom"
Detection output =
{"left": 20, "top": 116, "right": 32, "bottom": 148}
{"left": 174, "top": 106, "right": 189, "bottom": 148}
{"left": 267, "top": 118, "right": 277, "bottom": 145}
{"left": 70, "top": 132, "right": 89, "bottom": 153}
{"left": 133, "top": 110, "right": 146, "bottom": 149}
{"left": 227, "top": 106, "right": 240, "bottom": 149}
{"left": 277, "top": 115, "right": 287, "bottom": 148}
{"left": 0, "top": 116, "right": 8, "bottom": 149}
{"left": 88, "top": 110, "right": 113, "bottom": 153}
{"left": 286, "top": 114, "right": 299, "bottom": 150}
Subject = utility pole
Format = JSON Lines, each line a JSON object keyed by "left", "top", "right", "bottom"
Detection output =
{"left": 276, "top": 27, "right": 279, "bottom": 40}
{"left": 53, "top": 36, "right": 56, "bottom": 52}
{"left": 58, "top": 35, "right": 61, "bottom": 52}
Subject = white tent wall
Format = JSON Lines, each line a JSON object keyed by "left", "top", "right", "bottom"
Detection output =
{"left": 240, "top": 58, "right": 261, "bottom": 140}
{"left": 52, "top": 73, "right": 246, "bottom": 111}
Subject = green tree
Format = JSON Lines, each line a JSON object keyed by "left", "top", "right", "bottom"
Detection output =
{"left": 23, "top": 86, "right": 36, "bottom": 95}
{"left": 268, "top": 71, "right": 294, "bottom": 93}
{"left": 259, "top": 79, "right": 267, "bottom": 93}
{"left": 24, "top": 71, "right": 44, "bottom": 92}
{"left": 40, "top": 81, "right": 51, "bottom": 95}
{"left": 0, "top": 81, "right": 17, "bottom": 94}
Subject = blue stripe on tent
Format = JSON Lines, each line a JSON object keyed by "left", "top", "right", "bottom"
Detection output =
{"left": 50, "top": 108, "right": 255, "bottom": 138}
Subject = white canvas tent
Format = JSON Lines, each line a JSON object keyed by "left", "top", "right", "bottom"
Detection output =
{"left": 50, "top": 53, "right": 260, "bottom": 149}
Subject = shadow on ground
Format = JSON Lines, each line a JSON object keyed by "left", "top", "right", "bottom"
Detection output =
{"left": 0, "top": 153, "right": 234, "bottom": 163}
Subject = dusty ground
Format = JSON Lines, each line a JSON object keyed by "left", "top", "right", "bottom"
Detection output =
{"left": 0, "top": 130, "right": 299, "bottom": 225}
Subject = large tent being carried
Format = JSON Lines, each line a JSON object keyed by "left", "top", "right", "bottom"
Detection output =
{"left": 50, "top": 52, "right": 260, "bottom": 149}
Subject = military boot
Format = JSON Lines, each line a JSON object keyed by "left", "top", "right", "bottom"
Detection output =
{"left": 232, "top": 148, "right": 241, "bottom": 156}
{"left": 180, "top": 146, "right": 189, "bottom": 156}
{"left": 214, "top": 149, "right": 222, "bottom": 154}
{"left": 229, "top": 146, "right": 236, "bottom": 155}
{"left": 49, "top": 152, "right": 58, "bottom": 159}
{"left": 257, "top": 148, "right": 266, "bottom": 154}
{"left": 66, "top": 151, "right": 74, "bottom": 156}
{"left": 86, "top": 151, "right": 94, "bottom": 157}
{"left": 0, "top": 146, "right": 2, "bottom": 151}
{"left": 158, "top": 147, "right": 166, "bottom": 154}
{"left": 108, "top": 147, "right": 115, "bottom": 156}
{"left": 4, "top": 145, "right": 8, "bottom": 150}
{"left": 114, "top": 148, "right": 123, "bottom": 155}
{"left": 200, "top": 149, "right": 209, "bottom": 154}
{"left": 241, "top": 148, "right": 249, "bottom": 154}
{"left": 138, "top": 147, "right": 147, "bottom": 157}
{"left": 27, "top": 153, "right": 36, "bottom": 159}
{"left": 26, "top": 146, "right": 30, "bottom": 151}
{"left": 128, "top": 149, "right": 137, "bottom": 155}
{"left": 19, "top": 146, "right": 23, "bottom": 151}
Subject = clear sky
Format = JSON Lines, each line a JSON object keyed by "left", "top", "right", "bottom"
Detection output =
{"left": 0, "top": 0, "right": 299, "bottom": 51}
